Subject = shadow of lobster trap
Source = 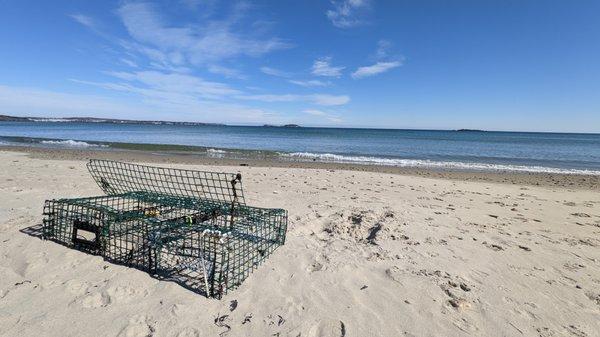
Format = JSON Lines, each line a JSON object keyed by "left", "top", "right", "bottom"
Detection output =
{"left": 42, "top": 159, "right": 287, "bottom": 299}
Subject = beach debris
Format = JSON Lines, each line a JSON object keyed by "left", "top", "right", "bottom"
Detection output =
{"left": 518, "top": 245, "right": 532, "bottom": 251}
{"left": 214, "top": 314, "right": 231, "bottom": 336}
{"left": 229, "top": 300, "right": 238, "bottom": 312}
{"left": 460, "top": 283, "right": 471, "bottom": 292}
{"left": 242, "top": 313, "right": 252, "bottom": 324}
{"left": 449, "top": 298, "right": 470, "bottom": 310}
{"left": 14, "top": 280, "right": 31, "bottom": 286}
{"left": 266, "top": 314, "right": 285, "bottom": 327}
{"left": 366, "top": 223, "right": 383, "bottom": 245}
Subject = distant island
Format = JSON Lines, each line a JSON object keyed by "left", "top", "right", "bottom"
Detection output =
{"left": 456, "top": 129, "right": 486, "bottom": 132}
{"left": 0, "top": 114, "right": 225, "bottom": 126}
{"left": 263, "top": 124, "right": 301, "bottom": 128}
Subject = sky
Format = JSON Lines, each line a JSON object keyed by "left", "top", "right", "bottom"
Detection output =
{"left": 0, "top": 0, "right": 599, "bottom": 132}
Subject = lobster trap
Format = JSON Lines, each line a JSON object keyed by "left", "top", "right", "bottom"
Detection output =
{"left": 42, "top": 159, "right": 287, "bottom": 299}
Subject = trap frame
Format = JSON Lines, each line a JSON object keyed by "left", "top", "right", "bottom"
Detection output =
{"left": 42, "top": 159, "right": 287, "bottom": 298}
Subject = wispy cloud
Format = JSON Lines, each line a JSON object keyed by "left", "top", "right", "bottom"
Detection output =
{"left": 288, "top": 79, "right": 330, "bottom": 87}
{"left": 303, "top": 109, "right": 343, "bottom": 123}
{"left": 96, "top": 70, "right": 240, "bottom": 100}
{"left": 207, "top": 64, "right": 245, "bottom": 79}
{"left": 69, "top": 14, "right": 96, "bottom": 30}
{"left": 116, "top": 2, "right": 292, "bottom": 68}
{"left": 326, "top": 0, "right": 371, "bottom": 28}
{"left": 262, "top": 68, "right": 331, "bottom": 87}
{"left": 120, "top": 58, "right": 138, "bottom": 68}
{"left": 66, "top": 3, "right": 351, "bottom": 125}
{"left": 260, "top": 66, "right": 291, "bottom": 78}
{"left": 29, "top": 79, "right": 281, "bottom": 124}
{"left": 311, "top": 94, "right": 350, "bottom": 106}
{"left": 237, "top": 93, "right": 349, "bottom": 106}
{"left": 0, "top": 84, "right": 146, "bottom": 117}
{"left": 351, "top": 61, "right": 402, "bottom": 79}
{"left": 303, "top": 109, "right": 326, "bottom": 116}
{"left": 180, "top": 0, "right": 218, "bottom": 12}
{"left": 311, "top": 57, "right": 345, "bottom": 77}
{"left": 69, "top": 13, "right": 110, "bottom": 38}
{"left": 376, "top": 39, "right": 392, "bottom": 59}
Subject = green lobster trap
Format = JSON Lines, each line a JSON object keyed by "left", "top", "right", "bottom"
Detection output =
{"left": 42, "top": 159, "right": 287, "bottom": 298}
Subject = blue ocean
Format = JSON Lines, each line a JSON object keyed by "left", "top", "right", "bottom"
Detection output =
{"left": 1, "top": 121, "right": 600, "bottom": 174}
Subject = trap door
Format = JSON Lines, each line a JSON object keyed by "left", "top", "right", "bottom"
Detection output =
{"left": 86, "top": 159, "right": 245, "bottom": 205}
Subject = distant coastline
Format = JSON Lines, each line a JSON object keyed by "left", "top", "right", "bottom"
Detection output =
{"left": 263, "top": 124, "right": 301, "bottom": 128}
{"left": 0, "top": 114, "right": 225, "bottom": 126}
{"left": 0, "top": 114, "right": 309, "bottom": 129}
{"left": 455, "top": 129, "right": 486, "bottom": 132}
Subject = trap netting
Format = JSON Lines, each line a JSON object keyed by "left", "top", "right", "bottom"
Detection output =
{"left": 42, "top": 159, "right": 287, "bottom": 299}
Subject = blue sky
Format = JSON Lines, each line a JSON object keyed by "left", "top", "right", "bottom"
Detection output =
{"left": 0, "top": 0, "right": 599, "bottom": 132}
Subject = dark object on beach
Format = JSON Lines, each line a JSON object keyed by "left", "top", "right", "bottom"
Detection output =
{"left": 41, "top": 159, "right": 288, "bottom": 299}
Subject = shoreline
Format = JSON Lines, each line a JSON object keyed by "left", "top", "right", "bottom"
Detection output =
{"left": 2, "top": 145, "right": 598, "bottom": 190}
{"left": 2, "top": 134, "right": 600, "bottom": 176}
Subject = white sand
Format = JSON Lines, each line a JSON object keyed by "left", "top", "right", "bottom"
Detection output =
{"left": 0, "top": 150, "right": 599, "bottom": 337}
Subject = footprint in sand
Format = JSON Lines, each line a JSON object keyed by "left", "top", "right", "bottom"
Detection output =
{"left": 79, "top": 291, "right": 111, "bottom": 308}
{"left": 584, "top": 291, "right": 600, "bottom": 307}
{"left": 308, "top": 261, "right": 323, "bottom": 272}
{"left": 106, "top": 285, "right": 148, "bottom": 304}
{"left": 564, "top": 325, "right": 588, "bottom": 337}
{"left": 167, "top": 327, "right": 200, "bottom": 337}
{"left": 384, "top": 266, "right": 404, "bottom": 284}
{"left": 308, "top": 319, "right": 346, "bottom": 337}
{"left": 118, "top": 315, "right": 155, "bottom": 337}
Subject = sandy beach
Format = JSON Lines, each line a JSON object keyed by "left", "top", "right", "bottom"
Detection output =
{"left": 1, "top": 148, "right": 599, "bottom": 337}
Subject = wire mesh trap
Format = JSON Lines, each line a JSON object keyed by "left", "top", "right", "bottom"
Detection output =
{"left": 42, "top": 159, "right": 288, "bottom": 299}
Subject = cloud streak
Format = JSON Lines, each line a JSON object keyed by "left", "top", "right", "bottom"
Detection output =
{"left": 3, "top": 82, "right": 282, "bottom": 124}
{"left": 288, "top": 79, "right": 330, "bottom": 87}
{"left": 312, "top": 57, "right": 345, "bottom": 77}
{"left": 352, "top": 61, "right": 401, "bottom": 79}
{"left": 260, "top": 66, "right": 291, "bottom": 78}
{"left": 303, "top": 109, "right": 343, "bottom": 123}
{"left": 326, "top": 0, "right": 370, "bottom": 28}
{"left": 69, "top": 14, "right": 96, "bottom": 29}
{"left": 237, "top": 93, "right": 349, "bottom": 106}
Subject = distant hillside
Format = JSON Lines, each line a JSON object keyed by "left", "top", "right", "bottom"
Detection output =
{"left": 0, "top": 115, "right": 31, "bottom": 122}
{"left": 263, "top": 124, "right": 301, "bottom": 128}
{"left": 0, "top": 114, "right": 225, "bottom": 126}
{"left": 456, "top": 129, "right": 486, "bottom": 132}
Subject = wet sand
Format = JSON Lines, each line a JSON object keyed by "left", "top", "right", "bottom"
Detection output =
{"left": 2, "top": 145, "right": 599, "bottom": 190}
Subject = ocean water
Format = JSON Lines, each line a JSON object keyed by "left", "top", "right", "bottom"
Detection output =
{"left": 1, "top": 121, "right": 600, "bottom": 174}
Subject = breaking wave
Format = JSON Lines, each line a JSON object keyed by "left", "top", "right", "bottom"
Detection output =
{"left": 207, "top": 148, "right": 227, "bottom": 154}
{"left": 40, "top": 139, "right": 108, "bottom": 148}
{"left": 281, "top": 152, "right": 600, "bottom": 175}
